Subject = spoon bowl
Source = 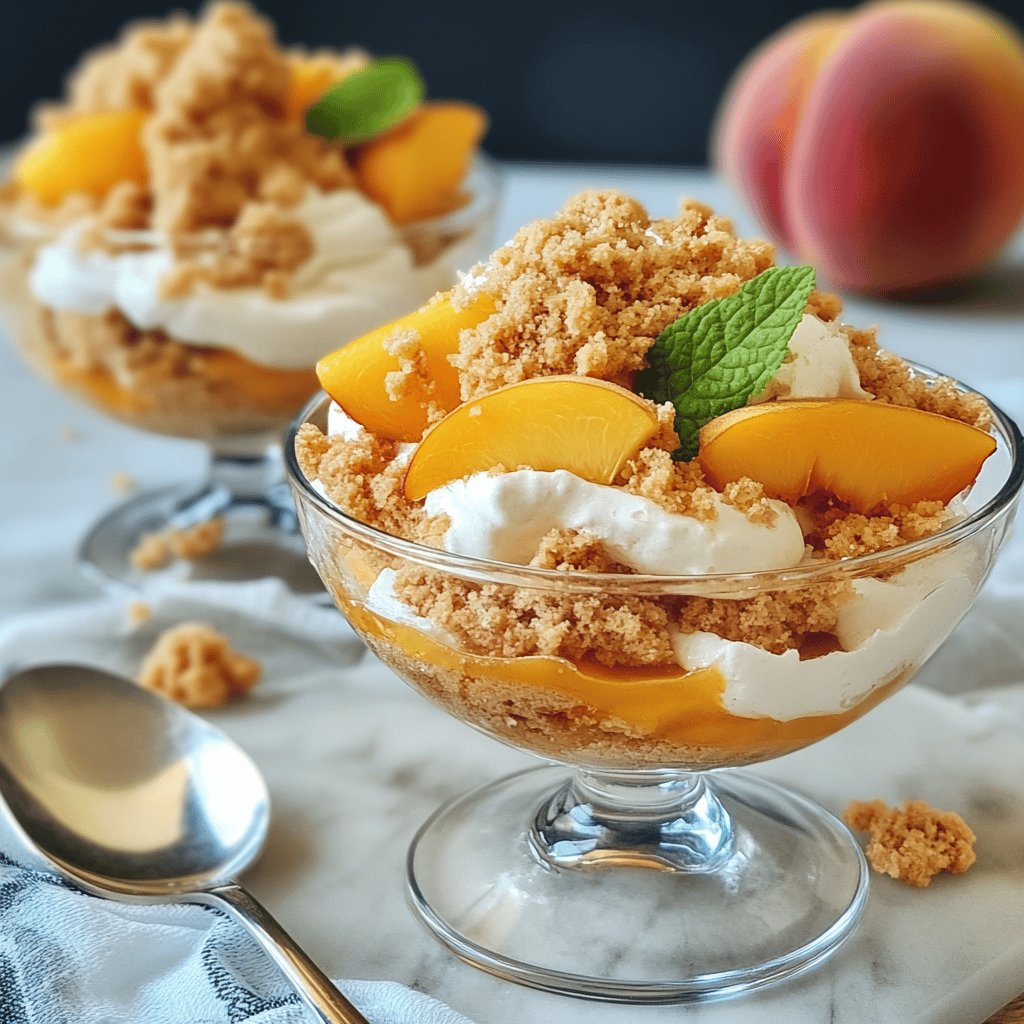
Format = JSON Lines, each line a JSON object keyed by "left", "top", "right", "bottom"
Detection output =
{"left": 0, "top": 664, "right": 268, "bottom": 895}
{"left": 0, "top": 663, "right": 367, "bottom": 1023}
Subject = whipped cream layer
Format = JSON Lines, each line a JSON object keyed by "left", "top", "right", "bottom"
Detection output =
{"left": 752, "top": 314, "right": 871, "bottom": 404}
{"left": 29, "top": 189, "right": 485, "bottom": 369}
{"left": 424, "top": 468, "right": 806, "bottom": 575}
{"left": 673, "top": 549, "right": 977, "bottom": 722}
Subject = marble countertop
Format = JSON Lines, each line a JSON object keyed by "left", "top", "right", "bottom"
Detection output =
{"left": 2, "top": 163, "right": 1024, "bottom": 1023}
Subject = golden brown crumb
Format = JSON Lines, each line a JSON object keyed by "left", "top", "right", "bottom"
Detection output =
{"left": 126, "top": 600, "right": 152, "bottom": 625}
{"left": 138, "top": 621, "right": 261, "bottom": 708}
{"left": 806, "top": 498, "right": 953, "bottom": 558}
{"left": 305, "top": 423, "right": 424, "bottom": 539}
{"left": 143, "top": 3, "right": 351, "bottom": 236}
{"left": 846, "top": 326, "right": 991, "bottom": 430}
{"left": 294, "top": 421, "right": 332, "bottom": 480}
{"left": 22, "top": 3, "right": 357, "bottom": 293}
{"left": 394, "top": 563, "right": 677, "bottom": 669}
{"left": 58, "top": 424, "right": 80, "bottom": 442}
{"left": 806, "top": 289, "right": 843, "bottom": 322}
{"left": 28, "top": 303, "right": 318, "bottom": 437}
{"left": 97, "top": 181, "right": 152, "bottom": 232}
{"left": 677, "top": 581, "right": 853, "bottom": 656}
{"left": 451, "top": 191, "right": 775, "bottom": 400}
{"left": 529, "top": 528, "right": 632, "bottom": 573}
{"left": 130, "top": 518, "right": 224, "bottom": 570}
{"left": 159, "top": 202, "right": 314, "bottom": 299}
{"left": 843, "top": 799, "right": 977, "bottom": 887}
{"left": 168, "top": 518, "right": 224, "bottom": 559}
{"left": 130, "top": 531, "right": 173, "bottom": 570}
{"left": 109, "top": 471, "right": 137, "bottom": 494}
{"left": 61, "top": 15, "right": 194, "bottom": 118}
{"left": 619, "top": 448, "right": 719, "bottom": 521}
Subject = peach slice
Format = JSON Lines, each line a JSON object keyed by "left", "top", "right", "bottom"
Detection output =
{"left": 354, "top": 102, "right": 487, "bottom": 225}
{"left": 403, "top": 376, "right": 660, "bottom": 501}
{"left": 316, "top": 290, "right": 495, "bottom": 442}
{"left": 698, "top": 399, "right": 996, "bottom": 512}
{"left": 15, "top": 109, "right": 148, "bottom": 205}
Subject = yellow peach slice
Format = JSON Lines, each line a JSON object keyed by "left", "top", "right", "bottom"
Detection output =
{"left": 316, "top": 290, "right": 495, "bottom": 442}
{"left": 15, "top": 109, "right": 148, "bottom": 206}
{"left": 403, "top": 376, "right": 660, "bottom": 501}
{"left": 698, "top": 399, "right": 996, "bottom": 512}
{"left": 354, "top": 102, "right": 487, "bottom": 225}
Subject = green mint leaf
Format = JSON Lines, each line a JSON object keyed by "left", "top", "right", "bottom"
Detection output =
{"left": 636, "top": 265, "right": 816, "bottom": 461}
{"left": 304, "top": 57, "right": 424, "bottom": 144}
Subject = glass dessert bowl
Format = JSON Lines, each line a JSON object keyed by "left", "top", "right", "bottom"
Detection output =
{"left": 287, "top": 380, "right": 1021, "bottom": 1001}
{"left": 285, "top": 190, "right": 1022, "bottom": 999}
{"left": 0, "top": 2, "right": 497, "bottom": 594}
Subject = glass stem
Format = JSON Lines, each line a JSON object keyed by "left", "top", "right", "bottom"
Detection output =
{"left": 169, "top": 438, "right": 296, "bottom": 530}
{"left": 530, "top": 769, "right": 734, "bottom": 873}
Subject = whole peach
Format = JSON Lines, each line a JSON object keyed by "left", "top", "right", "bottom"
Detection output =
{"left": 714, "top": 1, "right": 1024, "bottom": 293}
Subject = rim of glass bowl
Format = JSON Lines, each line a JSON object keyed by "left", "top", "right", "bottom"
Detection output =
{"left": 285, "top": 367, "right": 1023, "bottom": 598}
{"left": 0, "top": 153, "right": 501, "bottom": 252}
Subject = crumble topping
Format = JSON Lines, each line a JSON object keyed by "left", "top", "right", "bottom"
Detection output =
{"left": 843, "top": 799, "right": 977, "bottom": 887}
{"left": 846, "top": 326, "right": 991, "bottom": 430}
{"left": 451, "top": 191, "right": 775, "bottom": 401}
{"left": 13, "top": 3, "right": 360, "bottom": 296}
{"left": 299, "top": 192, "right": 993, "bottom": 663}
{"left": 806, "top": 499, "right": 954, "bottom": 559}
{"left": 138, "top": 621, "right": 261, "bottom": 708}
{"left": 677, "top": 582, "right": 853, "bottom": 656}
{"left": 393, "top": 564, "right": 677, "bottom": 668}
{"left": 130, "top": 518, "right": 224, "bottom": 570}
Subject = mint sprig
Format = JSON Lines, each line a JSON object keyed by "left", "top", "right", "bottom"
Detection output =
{"left": 636, "top": 265, "right": 816, "bottom": 460}
{"left": 305, "top": 57, "right": 424, "bottom": 144}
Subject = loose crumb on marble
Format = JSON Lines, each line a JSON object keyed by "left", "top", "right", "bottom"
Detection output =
{"left": 109, "top": 470, "right": 137, "bottom": 494}
{"left": 843, "top": 799, "right": 977, "bottom": 888}
{"left": 138, "top": 621, "right": 261, "bottom": 708}
{"left": 130, "top": 518, "right": 224, "bottom": 570}
{"left": 126, "top": 600, "right": 152, "bottom": 625}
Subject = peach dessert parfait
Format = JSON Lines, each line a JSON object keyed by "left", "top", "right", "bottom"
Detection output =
{"left": 286, "top": 192, "right": 1022, "bottom": 1000}
{"left": 0, "top": 2, "right": 496, "bottom": 592}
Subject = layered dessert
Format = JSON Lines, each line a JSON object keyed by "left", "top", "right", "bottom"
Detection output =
{"left": 294, "top": 191, "right": 998, "bottom": 769}
{"left": 0, "top": 2, "right": 492, "bottom": 438}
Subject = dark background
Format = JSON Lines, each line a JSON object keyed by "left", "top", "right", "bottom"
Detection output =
{"left": 5, "top": 0, "right": 1024, "bottom": 164}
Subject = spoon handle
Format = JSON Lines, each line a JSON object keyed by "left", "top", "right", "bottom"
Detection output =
{"left": 197, "top": 883, "right": 370, "bottom": 1024}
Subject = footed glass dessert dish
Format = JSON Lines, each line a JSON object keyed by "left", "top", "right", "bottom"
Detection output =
{"left": 0, "top": 165, "right": 497, "bottom": 595}
{"left": 286, "top": 382, "right": 1021, "bottom": 1002}
{"left": 0, "top": 1, "right": 498, "bottom": 594}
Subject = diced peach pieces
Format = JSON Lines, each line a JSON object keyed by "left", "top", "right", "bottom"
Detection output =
{"left": 15, "top": 109, "right": 148, "bottom": 206}
{"left": 404, "top": 376, "right": 661, "bottom": 501}
{"left": 698, "top": 400, "right": 996, "bottom": 512}
{"left": 316, "top": 290, "right": 495, "bottom": 442}
{"left": 354, "top": 102, "right": 487, "bottom": 225}
{"left": 285, "top": 57, "right": 344, "bottom": 120}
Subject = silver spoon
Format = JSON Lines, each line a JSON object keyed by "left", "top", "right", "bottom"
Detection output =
{"left": 0, "top": 663, "right": 369, "bottom": 1024}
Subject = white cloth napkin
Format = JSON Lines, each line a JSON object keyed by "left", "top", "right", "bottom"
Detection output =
{"left": 0, "top": 579, "right": 474, "bottom": 1024}
{"left": 0, "top": 853, "right": 472, "bottom": 1024}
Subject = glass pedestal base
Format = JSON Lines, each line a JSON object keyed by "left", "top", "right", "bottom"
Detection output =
{"left": 407, "top": 765, "right": 867, "bottom": 1004}
{"left": 78, "top": 444, "right": 325, "bottom": 597}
